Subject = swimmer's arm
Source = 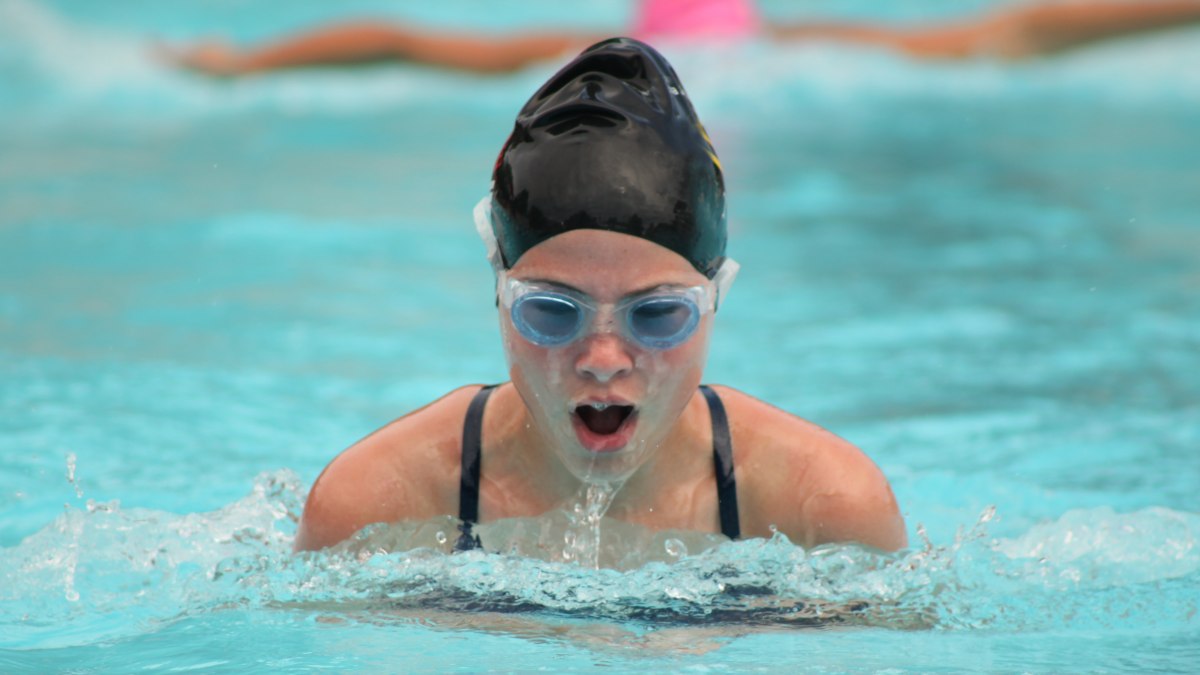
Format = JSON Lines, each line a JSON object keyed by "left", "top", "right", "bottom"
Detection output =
{"left": 715, "top": 387, "right": 907, "bottom": 551}
{"left": 754, "top": 442, "right": 907, "bottom": 552}
{"left": 293, "top": 440, "right": 416, "bottom": 552}
{"left": 793, "top": 455, "right": 908, "bottom": 552}
{"left": 766, "top": 1, "right": 1200, "bottom": 60}
{"left": 294, "top": 387, "right": 481, "bottom": 551}
{"left": 990, "top": 0, "right": 1200, "bottom": 57}
{"left": 293, "top": 469, "right": 370, "bottom": 552}
{"left": 161, "top": 21, "right": 600, "bottom": 76}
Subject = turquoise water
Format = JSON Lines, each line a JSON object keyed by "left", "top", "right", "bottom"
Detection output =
{"left": 3, "top": 0, "right": 1199, "bottom": 671}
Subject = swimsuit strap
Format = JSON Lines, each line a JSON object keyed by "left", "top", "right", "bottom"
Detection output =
{"left": 456, "top": 384, "right": 497, "bottom": 551}
{"left": 700, "top": 385, "right": 740, "bottom": 540}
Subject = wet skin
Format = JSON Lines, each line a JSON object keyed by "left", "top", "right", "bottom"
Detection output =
{"left": 295, "top": 230, "right": 907, "bottom": 553}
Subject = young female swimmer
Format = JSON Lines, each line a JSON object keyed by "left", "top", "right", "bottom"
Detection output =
{"left": 294, "top": 38, "right": 907, "bottom": 553}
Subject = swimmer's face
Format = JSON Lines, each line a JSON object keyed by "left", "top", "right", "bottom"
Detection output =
{"left": 500, "top": 230, "right": 712, "bottom": 484}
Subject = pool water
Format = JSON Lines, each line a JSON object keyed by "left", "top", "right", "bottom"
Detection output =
{"left": 2, "top": 0, "right": 1199, "bottom": 671}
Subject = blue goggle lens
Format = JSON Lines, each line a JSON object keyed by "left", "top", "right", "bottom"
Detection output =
{"left": 511, "top": 294, "right": 583, "bottom": 345}
{"left": 627, "top": 298, "right": 700, "bottom": 348}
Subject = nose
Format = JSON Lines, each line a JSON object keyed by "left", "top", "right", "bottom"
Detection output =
{"left": 574, "top": 332, "right": 634, "bottom": 383}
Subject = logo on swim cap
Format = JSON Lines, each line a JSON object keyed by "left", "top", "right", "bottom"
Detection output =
{"left": 489, "top": 37, "right": 727, "bottom": 278}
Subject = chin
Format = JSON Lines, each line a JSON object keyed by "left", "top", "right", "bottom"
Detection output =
{"left": 558, "top": 450, "right": 643, "bottom": 485}
{"left": 559, "top": 424, "right": 666, "bottom": 484}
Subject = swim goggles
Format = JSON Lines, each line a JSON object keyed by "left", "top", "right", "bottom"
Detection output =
{"left": 499, "top": 275, "right": 712, "bottom": 350}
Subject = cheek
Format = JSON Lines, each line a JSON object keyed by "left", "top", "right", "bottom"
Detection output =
{"left": 502, "top": 323, "right": 572, "bottom": 393}
{"left": 648, "top": 321, "right": 711, "bottom": 371}
{"left": 634, "top": 327, "right": 709, "bottom": 402}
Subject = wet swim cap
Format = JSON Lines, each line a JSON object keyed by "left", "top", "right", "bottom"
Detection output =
{"left": 488, "top": 37, "right": 727, "bottom": 279}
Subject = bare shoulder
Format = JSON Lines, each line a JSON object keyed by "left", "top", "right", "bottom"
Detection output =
{"left": 708, "top": 385, "right": 907, "bottom": 551}
{"left": 294, "top": 385, "right": 486, "bottom": 551}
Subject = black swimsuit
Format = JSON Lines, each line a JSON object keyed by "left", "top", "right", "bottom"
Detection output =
{"left": 454, "top": 384, "right": 740, "bottom": 551}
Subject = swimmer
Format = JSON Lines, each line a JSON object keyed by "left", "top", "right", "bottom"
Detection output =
{"left": 294, "top": 38, "right": 907, "bottom": 554}
{"left": 161, "top": 0, "right": 1200, "bottom": 76}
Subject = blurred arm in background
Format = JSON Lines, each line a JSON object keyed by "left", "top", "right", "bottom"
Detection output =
{"left": 769, "top": 0, "right": 1200, "bottom": 59}
{"left": 161, "top": 1, "right": 1200, "bottom": 76}
{"left": 160, "top": 22, "right": 600, "bottom": 76}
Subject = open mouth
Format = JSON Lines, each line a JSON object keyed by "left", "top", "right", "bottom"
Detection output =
{"left": 571, "top": 403, "right": 638, "bottom": 452}
{"left": 575, "top": 403, "right": 635, "bottom": 435}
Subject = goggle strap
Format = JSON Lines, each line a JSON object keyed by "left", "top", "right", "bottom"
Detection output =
{"left": 473, "top": 194, "right": 505, "bottom": 275}
{"left": 712, "top": 258, "right": 740, "bottom": 312}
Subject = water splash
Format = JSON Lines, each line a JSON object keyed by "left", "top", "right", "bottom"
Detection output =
{"left": 562, "top": 482, "right": 620, "bottom": 569}
{"left": 2, "top": 472, "right": 1198, "bottom": 651}
{"left": 0, "top": 470, "right": 302, "bottom": 648}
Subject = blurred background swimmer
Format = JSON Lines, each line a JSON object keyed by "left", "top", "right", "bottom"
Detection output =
{"left": 160, "top": 0, "right": 1200, "bottom": 75}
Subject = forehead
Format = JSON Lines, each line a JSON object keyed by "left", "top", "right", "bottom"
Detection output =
{"left": 509, "top": 229, "right": 705, "bottom": 295}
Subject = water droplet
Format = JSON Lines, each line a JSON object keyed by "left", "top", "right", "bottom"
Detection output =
{"left": 664, "top": 538, "right": 687, "bottom": 558}
{"left": 435, "top": 531, "right": 447, "bottom": 545}
{"left": 65, "top": 589, "right": 79, "bottom": 602}
{"left": 65, "top": 452, "right": 83, "bottom": 498}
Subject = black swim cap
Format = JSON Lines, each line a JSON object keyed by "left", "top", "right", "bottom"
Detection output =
{"left": 490, "top": 37, "right": 727, "bottom": 278}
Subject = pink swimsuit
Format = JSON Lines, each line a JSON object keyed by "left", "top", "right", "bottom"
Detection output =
{"left": 631, "top": 0, "right": 761, "bottom": 43}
